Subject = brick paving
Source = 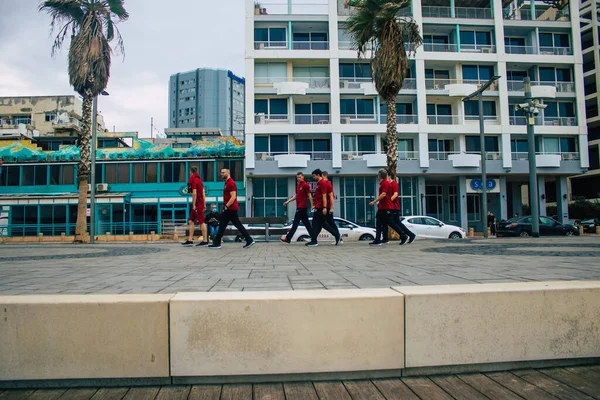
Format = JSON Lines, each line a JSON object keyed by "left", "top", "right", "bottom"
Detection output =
{"left": 0, "top": 236, "right": 598, "bottom": 295}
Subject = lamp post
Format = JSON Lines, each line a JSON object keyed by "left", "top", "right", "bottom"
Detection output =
{"left": 90, "top": 90, "right": 109, "bottom": 244}
{"left": 462, "top": 76, "right": 501, "bottom": 239}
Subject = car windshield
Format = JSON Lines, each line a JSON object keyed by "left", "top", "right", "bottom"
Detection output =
{"left": 506, "top": 217, "right": 521, "bottom": 223}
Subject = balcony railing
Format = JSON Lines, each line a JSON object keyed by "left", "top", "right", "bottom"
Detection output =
{"left": 379, "top": 115, "right": 419, "bottom": 124}
{"left": 462, "top": 79, "right": 499, "bottom": 91}
{"left": 507, "top": 80, "right": 575, "bottom": 93}
{"left": 53, "top": 117, "right": 82, "bottom": 127}
{"left": 338, "top": 41, "right": 376, "bottom": 51}
{"left": 292, "top": 41, "right": 329, "bottom": 50}
{"left": 466, "top": 151, "right": 502, "bottom": 160}
{"left": 423, "top": 43, "right": 459, "bottom": 52}
{"left": 427, "top": 115, "right": 460, "bottom": 125}
{"left": 426, "top": 78, "right": 459, "bottom": 90}
{"left": 460, "top": 44, "right": 496, "bottom": 54}
{"left": 255, "top": 151, "right": 332, "bottom": 160}
{"left": 0, "top": 118, "right": 32, "bottom": 127}
{"left": 401, "top": 78, "right": 416, "bottom": 90}
{"left": 429, "top": 151, "right": 459, "bottom": 160}
{"left": 342, "top": 151, "right": 378, "bottom": 160}
{"left": 509, "top": 116, "right": 577, "bottom": 126}
{"left": 505, "top": 45, "right": 538, "bottom": 55}
{"left": 254, "top": 41, "right": 287, "bottom": 50}
{"left": 539, "top": 46, "right": 572, "bottom": 56}
{"left": 465, "top": 115, "right": 500, "bottom": 124}
{"left": 398, "top": 151, "right": 419, "bottom": 160}
{"left": 511, "top": 152, "right": 580, "bottom": 161}
{"left": 257, "top": 2, "right": 328, "bottom": 15}
{"left": 340, "top": 114, "right": 378, "bottom": 124}
{"left": 422, "top": 6, "right": 492, "bottom": 19}
{"left": 292, "top": 77, "right": 331, "bottom": 89}
{"left": 504, "top": 7, "right": 570, "bottom": 21}
{"left": 254, "top": 114, "right": 289, "bottom": 124}
{"left": 294, "top": 114, "right": 331, "bottom": 124}
{"left": 254, "top": 77, "right": 287, "bottom": 85}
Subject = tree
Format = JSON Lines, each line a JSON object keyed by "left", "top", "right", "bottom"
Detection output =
{"left": 39, "top": 0, "right": 128, "bottom": 243}
{"left": 345, "top": 0, "right": 422, "bottom": 178}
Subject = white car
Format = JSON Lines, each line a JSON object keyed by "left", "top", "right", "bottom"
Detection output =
{"left": 401, "top": 216, "right": 466, "bottom": 239}
{"left": 284, "top": 217, "right": 377, "bottom": 242}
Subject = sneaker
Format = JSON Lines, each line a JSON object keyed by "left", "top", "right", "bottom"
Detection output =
{"left": 399, "top": 237, "right": 409, "bottom": 245}
{"left": 369, "top": 241, "right": 382, "bottom": 246}
{"left": 335, "top": 236, "right": 343, "bottom": 246}
{"left": 408, "top": 236, "right": 417, "bottom": 244}
{"left": 181, "top": 240, "right": 193, "bottom": 246}
{"left": 381, "top": 240, "right": 389, "bottom": 244}
{"left": 243, "top": 240, "right": 256, "bottom": 249}
{"left": 196, "top": 241, "right": 209, "bottom": 247}
{"left": 208, "top": 244, "right": 221, "bottom": 249}
{"left": 305, "top": 241, "right": 319, "bottom": 247}
{"left": 280, "top": 237, "right": 291, "bottom": 244}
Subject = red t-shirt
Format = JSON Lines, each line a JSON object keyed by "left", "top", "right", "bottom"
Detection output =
{"left": 378, "top": 179, "right": 393, "bottom": 210}
{"left": 188, "top": 173, "right": 204, "bottom": 208}
{"left": 296, "top": 180, "right": 311, "bottom": 209}
{"left": 390, "top": 180, "right": 400, "bottom": 210}
{"left": 314, "top": 179, "right": 328, "bottom": 209}
{"left": 325, "top": 180, "right": 334, "bottom": 209}
{"left": 223, "top": 177, "right": 238, "bottom": 211}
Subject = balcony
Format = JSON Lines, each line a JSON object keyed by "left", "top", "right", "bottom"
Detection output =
{"left": 429, "top": 151, "right": 458, "bottom": 160}
{"left": 292, "top": 41, "right": 329, "bottom": 50}
{"left": 466, "top": 151, "right": 502, "bottom": 160}
{"left": 505, "top": 45, "right": 538, "bottom": 55}
{"left": 506, "top": 81, "right": 575, "bottom": 93}
{"left": 0, "top": 118, "right": 32, "bottom": 127}
{"left": 254, "top": 151, "right": 331, "bottom": 161}
{"left": 509, "top": 116, "right": 577, "bottom": 126}
{"left": 511, "top": 152, "right": 580, "bottom": 161}
{"left": 342, "top": 151, "right": 378, "bottom": 160}
{"left": 340, "top": 114, "right": 378, "bottom": 124}
{"left": 294, "top": 114, "right": 331, "bottom": 124}
{"left": 53, "top": 117, "right": 82, "bottom": 129}
{"left": 422, "top": 6, "right": 493, "bottom": 19}
{"left": 427, "top": 115, "right": 460, "bottom": 125}
{"left": 379, "top": 115, "right": 419, "bottom": 124}
{"left": 539, "top": 46, "right": 572, "bottom": 56}
{"left": 254, "top": 113, "right": 289, "bottom": 124}
{"left": 254, "top": 41, "right": 287, "bottom": 50}
{"left": 423, "top": 43, "right": 459, "bottom": 52}
{"left": 465, "top": 115, "right": 500, "bottom": 124}
{"left": 257, "top": 2, "right": 328, "bottom": 15}
{"left": 503, "top": 8, "right": 570, "bottom": 21}
{"left": 293, "top": 77, "right": 331, "bottom": 89}
{"left": 460, "top": 44, "right": 496, "bottom": 54}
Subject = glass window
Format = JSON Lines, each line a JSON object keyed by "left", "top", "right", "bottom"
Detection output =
{"left": 117, "top": 163, "right": 130, "bottom": 184}
{"left": 255, "top": 136, "right": 269, "bottom": 152}
{"left": 355, "top": 64, "right": 371, "bottom": 78}
{"left": 560, "top": 137, "right": 576, "bottom": 152}
{"left": 270, "top": 28, "right": 286, "bottom": 42}
{"left": 311, "top": 32, "right": 328, "bottom": 42}
{"left": 342, "top": 136, "right": 357, "bottom": 152}
{"left": 339, "top": 63, "right": 355, "bottom": 78}
{"left": 49, "top": 165, "right": 60, "bottom": 185}
{"left": 35, "top": 165, "right": 47, "bottom": 186}
{"left": 296, "top": 139, "right": 313, "bottom": 152}
{"left": 340, "top": 99, "right": 356, "bottom": 114}
{"left": 312, "top": 103, "right": 329, "bottom": 115}
{"left": 314, "top": 139, "right": 330, "bottom": 151}
{"left": 133, "top": 164, "right": 144, "bottom": 183}
{"left": 554, "top": 34, "right": 569, "bottom": 47}
{"left": 160, "top": 162, "right": 172, "bottom": 183}
{"left": 462, "top": 65, "right": 479, "bottom": 80}
{"left": 476, "top": 31, "right": 491, "bottom": 45}
{"left": 464, "top": 100, "right": 496, "bottom": 116}
{"left": 105, "top": 164, "right": 117, "bottom": 184}
{"left": 539, "top": 67, "right": 556, "bottom": 82}
{"left": 358, "top": 135, "right": 375, "bottom": 151}
{"left": 356, "top": 99, "right": 374, "bottom": 115}
{"left": 270, "top": 135, "right": 288, "bottom": 153}
{"left": 22, "top": 166, "right": 34, "bottom": 186}
{"left": 269, "top": 98, "right": 288, "bottom": 115}
{"left": 146, "top": 163, "right": 157, "bottom": 183}
{"left": 295, "top": 104, "right": 311, "bottom": 115}
{"left": 254, "top": 28, "right": 268, "bottom": 41}
{"left": 460, "top": 31, "right": 475, "bottom": 45}
{"left": 62, "top": 165, "right": 74, "bottom": 185}
{"left": 559, "top": 102, "right": 575, "bottom": 117}
{"left": 465, "top": 136, "right": 499, "bottom": 152}
{"left": 202, "top": 161, "right": 215, "bottom": 182}
{"left": 436, "top": 104, "right": 452, "bottom": 115}
{"left": 255, "top": 99, "right": 268, "bottom": 114}
{"left": 556, "top": 68, "right": 571, "bottom": 81}
{"left": 539, "top": 33, "right": 554, "bottom": 47}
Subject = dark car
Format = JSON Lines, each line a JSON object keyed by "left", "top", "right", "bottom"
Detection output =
{"left": 580, "top": 218, "right": 600, "bottom": 233}
{"left": 496, "top": 216, "right": 579, "bottom": 237}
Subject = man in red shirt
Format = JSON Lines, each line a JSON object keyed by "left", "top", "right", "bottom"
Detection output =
{"left": 182, "top": 166, "right": 208, "bottom": 247}
{"left": 209, "top": 168, "right": 255, "bottom": 249}
{"left": 322, "top": 171, "right": 342, "bottom": 245}
{"left": 369, "top": 169, "right": 406, "bottom": 246}
{"left": 306, "top": 169, "right": 341, "bottom": 247}
{"left": 281, "top": 172, "right": 313, "bottom": 244}
{"left": 388, "top": 172, "right": 416, "bottom": 244}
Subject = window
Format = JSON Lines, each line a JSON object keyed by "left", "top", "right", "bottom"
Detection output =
{"left": 295, "top": 139, "right": 331, "bottom": 159}
{"left": 132, "top": 164, "right": 144, "bottom": 183}
{"left": 117, "top": 163, "right": 130, "bottom": 184}
{"left": 467, "top": 193, "right": 481, "bottom": 222}
{"left": 505, "top": 37, "right": 525, "bottom": 47}
{"left": 160, "top": 162, "right": 186, "bottom": 183}
{"left": 255, "top": 98, "right": 288, "bottom": 117}
{"left": 338, "top": 176, "right": 377, "bottom": 227}
{"left": 507, "top": 70, "right": 528, "bottom": 81}
{"left": 255, "top": 63, "right": 287, "bottom": 83}
{"left": 35, "top": 165, "right": 47, "bottom": 186}
{"left": 202, "top": 161, "right": 215, "bottom": 182}
{"left": 425, "top": 185, "right": 443, "bottom": 220}
{"left": 253, "top": 178, "right": 288, "bottom": 217}
{"left": 429, "top": 139, "right": 454, "bottom": 158}
{"left": 21, "top": 166, "right": 34, "bottom": 186}
{"left": 217, "top": 160, "right": 243, "bottom": 181}
{"left": 254, "top": 27, "right": 286, "bottom": 46}
{"left": 460, "top": 31, "right": 492, "bottom": 49}
{"left": 427, "top": 103, "right": 452, "bottom": 124}
{"left": 537, "top": 136, "right": 577, "bottom": 153}
{"left": 105, "top": 164, "right": 117, "bottom": 184}
{"left": 44, "top": 113, "right": 56, "bottom": 122}
{"left": 340, "top": 98, "right": 375, "bottom": 117}
{"left": 465, "top": 136, "right": 499, "bottom": 152}
{"left": 448, "top": 185, "right": 458, "bottom": 222}
{"left": 464, "top": 100, "right": 497, "bottom": 120}
{"left": 380, "top": 103, "right": 414, "bottom": 116}
{"left": 544, "top": 101, "right": 575, "bottom": 123}
{"left": 339, "top": 63, "right": 372, "bottom": 81}
{"left": 462, "top": 65, "right": 494, "bottom": 81}
{"left": 539, "top": 67, "right": 571, "bottom": 82}
{"left": 342, "top": 135, "right": 375, "bottom": 154}
{"left": 539, "top": 33, "right": 569, "bottom": 48}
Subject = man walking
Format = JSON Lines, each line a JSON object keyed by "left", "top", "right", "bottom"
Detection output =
{"left": 369, "top": 169, "right": 407, "bottom": 246}
{"left": 205, "top": 204, "right": 220, "bottom": 243}
{"left": 305, "top": 169, "right": 341, "bottom": 247}
{"left": 388, "top": 173, "right": 416, "bottom": 244}
{"left": 209, "top": 168, "right": 255, "bottom": 249}
{"left": 182, "top": 166, "right": 208, "bottom": 247}
{"left": 322, "top": 171, "right": 342, "bottom": 245}
{"left": 281, "top": 172, "right": 313, "bottom": 244}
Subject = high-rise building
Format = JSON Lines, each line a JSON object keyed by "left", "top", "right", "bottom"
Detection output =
{"left": 244, "top": 0, "right": 587, "bottom": 231}
{"left": 169, "top": 68, "right": 245, "bottom": 139}
{"left": 571, "top": 0, "right": 600, "bottom": 199}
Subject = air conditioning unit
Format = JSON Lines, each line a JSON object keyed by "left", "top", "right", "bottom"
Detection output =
{"left": 87, "top": 184, "right": 92, "bottom": 192}
{"left": 341, "top": 117, "right": 352, "bottom": 124}
{"left": 96, "top": 183, "right": 109, "bottom": 192}
{"left": 481, "top": 47, "right": 493, "bottom": 53}
{"left": 255, "top": 42, "right": 266, "bottom": 50}
{"left": 340, "top": 80, "right": 351, "bottom": 89}
{"left": 254, "top": 113, "right": 265, "bottom": 124}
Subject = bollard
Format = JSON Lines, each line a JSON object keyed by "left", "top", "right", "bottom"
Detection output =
{"left": 173, "top": 232, "right": 179, "bottom": 241}
{"left": 150, "top": 231, "right": 156, "bottom": 242}
{"left": 469, "top": 227, "right": 475, "bottom": 238}
{"left": 596, "top": 226, "right": 600, "bottom": 235}
{"left": 579, "top": 226, "right": 584, "bottom": 235}
{"left": 129, "top": 231, "right": 134, "bottom": 241}
{"left": 61, "top": 232, "right": 67, "bottom": 242}
{"left": 38, "top": 233, "right": 43, "bottom": 242}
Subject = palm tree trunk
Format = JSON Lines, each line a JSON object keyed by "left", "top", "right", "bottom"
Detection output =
{"left": 385, "top": 98, "right": 398, "bottom": 179}
{"left": 74, "top": 92, "right": 93, "bottom": 243}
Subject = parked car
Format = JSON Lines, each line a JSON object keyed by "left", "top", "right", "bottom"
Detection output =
{"left": 580, "top": 218, "right": 600, "bottom": 233}
{"left": 401, "top": 216, "right": 467, "bottom": 239}
{"left": 283, "top": 217, "right": 376, "bottom": 242}
{"left": 496, "top": 216, "right": 579, "bottom": 237}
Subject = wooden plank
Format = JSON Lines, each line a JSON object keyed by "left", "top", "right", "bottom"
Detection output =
{"left": 122, "top": 387, "right": 161, "bottom": 400}
{"left": 89, "top": 388, "right": 129, "bottom": 400}
{"left": 372, "top": 378, "right": 419, "bottom": 400}
{"left": 0, "top": 390, "right": 36, "bottom": 400}
{"left": 486, "top": 372, "right": 559, "bottom": 400}
{"left": 512, "top": 369, "right": 594, "bottom": 400}
{"left": 590, "top": 365, "right": 600, "bottom": 374}
{"left": 313, "top": 381, "right": 352, "bottom": 400}
{"left": 27, "top": 389, "right": 68, "bottom": 400}
{"left": 283, "top": 382, "right": 319, "bottom": 400}
{"left": 254, "top": 383, "right": 285, "bottom": 400}
{"left": 343, "top": 380, "right": 386, "bottom": 400}
{"left": 57, "top": 388, "right": 99, "bottom": 400}
{"left": 220, "top": 384, "right": 252, "bottom": 400}
{"left": 402, "top": 377, "right": 454, "bottom": 400}
{"left": 564, "top": 366, "right": 600, "bottom": 384}
{"left": 155, "top": 386, "right": 191, "bottom": 400}
{"left": 539, "top": 368, "right": 600, "bottom": 399}
{"left": 430, "top": 375, "right": 489, "bottom": 400}
{"left": 458, "top": 374, "right": 524, "bottom": 400}
{"left": 188, "top": 385, "right": 221, "bottom": 400}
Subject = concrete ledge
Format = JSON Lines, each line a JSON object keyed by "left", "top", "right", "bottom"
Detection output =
{"left": 169, "top": 289, "right": 404, "bottom": 377}
{"left": 0, "top": 295, "right": 172, "bottom": 381}
{"left": 395, "top": 281, "right": 600, "bottom": 368}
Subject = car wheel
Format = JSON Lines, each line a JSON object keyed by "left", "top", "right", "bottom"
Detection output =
{"left": 565, "top": 230, "right": 575, "bottom": 237}
{"left": 449, "top": 232, "right": 462, "bottom": 239}
{"left": 359, "top": 234, "right": 374, "bottom": 241}
{"left": 235, "top": 235, "right": 243, "bottom": 242}
{"left": 298, "top": 235, "right": 311, "bottom": 242}
{"left": 519, "top": 231, "right": 530, "bottom": 237}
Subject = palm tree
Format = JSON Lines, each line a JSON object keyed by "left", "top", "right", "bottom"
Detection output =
{"left": 40, "top": 0, "right": 128, "bottom": 243}
{"left": 345, "top": 0, "right": 422, "bottom": 178}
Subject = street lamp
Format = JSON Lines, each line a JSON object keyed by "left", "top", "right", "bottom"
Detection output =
{"left": 90, "top": 90, "right": 109, "bottom": 244}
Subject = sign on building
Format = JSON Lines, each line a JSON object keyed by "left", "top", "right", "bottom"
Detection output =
{"left": 466, "top": 178, "right": 500, "bottom": 193}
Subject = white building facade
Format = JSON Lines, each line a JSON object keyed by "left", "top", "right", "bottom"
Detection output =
{"left": 244, "top": 0, "right": 587, "bottom": 231}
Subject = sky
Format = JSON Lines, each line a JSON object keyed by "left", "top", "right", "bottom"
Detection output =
{"left": 0, "top": 0, "right": 246, "bottom": 137}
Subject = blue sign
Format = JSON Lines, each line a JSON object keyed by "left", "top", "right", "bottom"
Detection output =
{"left": 470, "top": 179, "right": 496, "bottom": 191}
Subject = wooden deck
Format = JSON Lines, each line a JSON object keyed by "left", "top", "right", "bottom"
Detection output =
{"left": 1, "top": 366, "right": 599, "bottom": 400}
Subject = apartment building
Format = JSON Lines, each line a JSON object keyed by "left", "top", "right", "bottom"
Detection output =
{"left": 244, "top": 0, "right": 587, "bottom": 231}
{"left": 169, "top": 68, "right": 246, "bottom": 139}
{"left": 571, "top": 0, "right": 600, "bottom": 199}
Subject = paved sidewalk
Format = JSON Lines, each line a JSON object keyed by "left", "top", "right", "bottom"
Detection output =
{"left": 0, "top": 236, "right": 598, "bottom": 295}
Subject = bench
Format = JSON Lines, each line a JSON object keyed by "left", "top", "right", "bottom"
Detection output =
{"left": 187, "top": 217, "right": 289, "bottom": 242}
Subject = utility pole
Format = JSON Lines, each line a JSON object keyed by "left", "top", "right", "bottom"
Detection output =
{"left": 524, "top": 77, "right": 540, "bottom": 237}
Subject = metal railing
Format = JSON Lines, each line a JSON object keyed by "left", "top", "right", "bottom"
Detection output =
{"left": 427, "top": 115, "right": 460, "bottom": 125}
{"left": 429, "top": 151, "right": 459, "bottom": 160}
{"left": 398, "top": 151, "right": 419, "bottom": 160}
{"left": 508, "top": 116, "right": 576, "bottom": 126}
{"left": 0, "top": 118, "right": 32, "bottom": 126}
{"left": 465, "top": 115, "right": 500, "bottom": 123}
{"left": 339, "top": 77, "right": 371, "bottom": 90}
{"left": 293, "top": 77, "right": 331, "bottom": 89}
{"left": 338, "top": 41, "right": 375, "bottom": 50}
{"left": 505, "top": 45, "right": 538, "bottom": 55}
{"left": 460, "top": 44, "right": 496, "bottom": 53}
{"left": 423, "top": 43, "right": 459, "bottom": 52}
{"left": 292, "top": 41, "right": 329, "bottom": 50}
{"left": 340, "top": 114, "right": 378, "bottom": 124}
{"left": 254, "top": 114, "right": 289, "bottom": 124}
{"left": 422, "top": 6, "right": 492, "bottom": 19}
{"left": 504, "top": 7, "right": 570, "bottom": 21}
{"left": 379, "top": 114, "right": 419, "bottom": 124}
{"left": 507, "top": 80, "right": 575, "bottom": 93}
{"left": 511, "top": 152, "right": 580, "bottom": 161}
{"left": 401, "top": 78, "right": 416, "bottom": 90}
{"left": 425, "top": 78, "right": 460, "bottom": 90}
{"left": 462, "top": 79, "right": 499, "bottom": 91}
{"left": 254, "top": 151, "right": 331, "bottom": 160}
{"left": 294, "top": 114, "right": 331, "bottom": 124}
{"left": 342, "top": 151, "right": 377, "bottom": 160}
{"left": 539, "top": 46, "right": 573, "bottom": 56}
{"left": 256, "top": 2, "right": 329, "bottom": 15}
{"left": 254, "top": 77, "right": 287, "bottom": 85}
{"left": 53, "top": 117, "right": 82, "bottom": 127}
{"left": 254, "top": 41, "right": 287, "bottom": 49}
{"left": 1, "top": 222, "right": 161, "bottom": 237}
{"left": 466, "top": 151, "right": 502, "bottom": 160}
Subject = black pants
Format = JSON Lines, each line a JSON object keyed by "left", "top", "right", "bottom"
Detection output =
{"left": 310, "top": 211, "right": 340, "bottom": 242}
{"left": 324, "top": 211, "right": 341, "bottom": 240}
{"left": 213, "top": 209, "right": 252, "bottom": 245}
{"left": 393, "top": 210, "right": 415, "bottom": 240}
{"left": 377, "top": 209, "right": 408, "bottom": 242}
{"left": 286, "top": 208, "right": 312, "bottom": 241}
{"left": 489, "top": 222, "right": 496, "bottom": 235}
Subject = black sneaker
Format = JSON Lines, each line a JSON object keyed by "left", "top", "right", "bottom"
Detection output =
{"left": 181, "top": 240, "right": 193, "bottom": 246}
{"left": 243, "top": 240, "right": 256, "bottom": 249}
{"left": 335, "top": 236, "right": 343, "bottom": 246}
{"left": 381, "top": 240, "right": 389, "bottom": 244}
{"left": 208, "top": 244, "right": 221, "bottom": 249}
{"left": 305, "top": 241, "right": 318, "bottom": 247}
{"left": 369, "top": 241, "right": 382, "bottom": 246}
{"left": 196, "top": 241, "right": 209, "bottom": 247}
{"left": 280, "top": 237, "right": 291, "bottom": 244}
{"left": 399, "top": 237, "right": 409, "bottom": 245}
{"left": 408, "top": 236, "right": 417, "bottom": 244}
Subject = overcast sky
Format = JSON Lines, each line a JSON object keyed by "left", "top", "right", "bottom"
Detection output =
{"left": 0, "top": 0, "right": 245, "bottom": 137}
